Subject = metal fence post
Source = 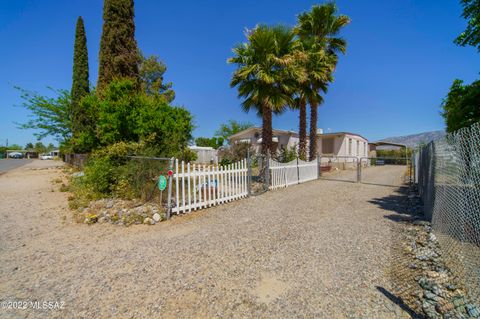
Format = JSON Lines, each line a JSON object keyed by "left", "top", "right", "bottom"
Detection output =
{"left": 166, "top": 157, "right": 174, "bottom": 220}
{"left": 317, "top": 154, "right": 320, "bottom": 179}
{"left": 357, "top": 158, "right": 361, "bottom": 183}
{"left": 296, "top": 156, "right": 300, "bottom": 183}
{"left": 265, "top": 152, "right": 270, "bottom": 189}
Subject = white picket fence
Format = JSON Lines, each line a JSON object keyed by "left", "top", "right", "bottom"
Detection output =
{"left": 269, "top": 158, "right": 318, "bottom": 189}
{"left": 298, "top": 159, "right": 318, "bottom": 183}
{"left": 173, "top": 159, "right": 248, "bottom": 214}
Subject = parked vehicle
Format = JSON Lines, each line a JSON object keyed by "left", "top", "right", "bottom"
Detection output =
{"left": 40, "top": 154, "right": 54, "bottom": 160}
{"left": 8, "top": 152, "right": 23, "bottom": 159}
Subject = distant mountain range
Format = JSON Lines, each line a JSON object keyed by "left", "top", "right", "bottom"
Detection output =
{"left": 379, "top": 130, "right": 446, "bottom": 147}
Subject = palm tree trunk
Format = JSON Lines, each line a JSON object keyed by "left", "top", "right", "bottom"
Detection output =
{"left": 309, "top": 101, "right": 318, "bottom": 161}
{"left": 262, "top": 104, "right": 273, "bottom": 155}
{"left": 298, "top": 98, "right": 307, "bottom": 160}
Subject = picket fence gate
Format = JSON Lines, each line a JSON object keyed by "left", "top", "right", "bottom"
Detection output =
{"left": 269, "top": 158, "right": 318, "bottom": 189}
{"left": 173, "top": 159, "right": 248, "bottom": 214}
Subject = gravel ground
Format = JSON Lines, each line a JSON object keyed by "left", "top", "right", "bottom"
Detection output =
{"left": 0, "top": 160, "right": 413, "bottom": 318}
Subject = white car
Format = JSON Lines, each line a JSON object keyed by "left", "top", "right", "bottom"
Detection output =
{"left": 40, "top": 154, "right": 54, "bottom": 160}
{"left": 8, "top": 152, "right": 23, "bottom": 159}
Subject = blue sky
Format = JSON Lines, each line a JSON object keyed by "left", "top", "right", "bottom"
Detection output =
{"left": 1, "top": 0, "right": 479, "bottom": 147}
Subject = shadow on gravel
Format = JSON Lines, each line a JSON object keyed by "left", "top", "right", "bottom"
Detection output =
{"left": 368, "top": 186, "right": 426, "bottom": 224}
{"left": 376, "top": 286, "right": 424, "bottom": 319}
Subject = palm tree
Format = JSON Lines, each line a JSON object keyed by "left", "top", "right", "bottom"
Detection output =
{"left": 228, "top": 25, "right": 301, "bottom": 155}
{"left": 291, "top": 42, "right": 333, "bottom": 160}
{"left": 296, "top": 3, "right": 350, "bottom": 160}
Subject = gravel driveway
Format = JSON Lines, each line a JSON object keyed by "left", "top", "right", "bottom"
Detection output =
{"left": 0, "top": 160, "right": 412, "bottom": 318}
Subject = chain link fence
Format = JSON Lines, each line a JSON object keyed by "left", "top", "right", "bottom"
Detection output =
{"left": 415, "top": 122, "right": 480, "bottom": 304}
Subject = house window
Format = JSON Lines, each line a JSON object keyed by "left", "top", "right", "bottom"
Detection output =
{"left": 322, "top": 138, "right": 334, "bottom": 154}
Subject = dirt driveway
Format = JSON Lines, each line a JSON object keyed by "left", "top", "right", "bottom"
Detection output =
{"left": 0, "top": 160, "right": 412, "bottom": 318}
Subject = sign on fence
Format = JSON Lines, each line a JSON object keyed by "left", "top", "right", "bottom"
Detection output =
{"left": 158, "top": 175, "right": 167, "bottom": 191}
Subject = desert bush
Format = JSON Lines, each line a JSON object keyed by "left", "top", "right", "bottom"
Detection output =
{"left": 218, "top": 142, "right": 254, "bottom": 165}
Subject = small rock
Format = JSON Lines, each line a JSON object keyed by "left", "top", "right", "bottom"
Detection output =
{"left": 435, "top": 300, "right": 454, "bottom": 314}
{"left": 98, "top": 217, "right": 106, "bottom": 224}
{"left": 424, "top": 291, "right": 440, "bottom": 301}
{"left": 466, "top": 304, "right": 480, "bottom": 317}
{"left": 143, "top": 217, "right": 155, "bottom": 225}
{"left": 453, "top": 297, "right": 465, "bottom": 308}
{"left": 418, "top": 277, "right": 435, "bottom": 291}
{"left": 106, "top": 200, "right": 114, "bottom": 209}
{"left": 445, "top": 283, "right": 457, "bottom": 291}
{"left": 152, "top": 213, "right": 161, "bottom": 222}
{"left": 413, "top": 220, "right": 430, "bottom": 226}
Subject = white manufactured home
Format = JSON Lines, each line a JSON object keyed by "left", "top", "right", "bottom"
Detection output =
{"left": 317, "top": 132, "right": 369, "bottom": 159}
{"left": 228, "top": 127, "right": 300, "bottom": 154}
{"left": 229, "top": 127, "right": 369, "bottom": 161}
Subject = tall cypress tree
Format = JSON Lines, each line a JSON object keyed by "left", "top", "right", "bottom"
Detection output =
{"left": 71, "top": 16, "right": 90, "bottom": 135}
{"left": 97, "top": 0, "right": 140, "bottom": 91}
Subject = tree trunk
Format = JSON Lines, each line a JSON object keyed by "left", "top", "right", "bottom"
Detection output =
{"left": 298, "top": 98, "right": 307, "bottom": 160}
{"left": 309, "top": 101, "right": 318, "bottom": 161}
{"left": 261, "top": 105, "right": 273, "bottom": 156}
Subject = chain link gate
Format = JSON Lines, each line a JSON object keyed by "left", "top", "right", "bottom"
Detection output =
{"left": 359, "top": 157, "right": 411, "bottom": 187}
{"left": 319, "top": 155, "right": 359, "bottom": 183}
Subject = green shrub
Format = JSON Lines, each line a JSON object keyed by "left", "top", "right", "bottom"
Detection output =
{"left": 277, "top": 145, "right": 297, "bottom": 163}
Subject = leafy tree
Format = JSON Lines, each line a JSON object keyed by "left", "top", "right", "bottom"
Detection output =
{"left": 229, "top": 25, "right": 301, "bottom": 155}
{"left": 97, "top": 0, "right": 140, "bottom": 92}
{"left": 16, "top": 87, "right": 72, "bottom": 141}
{"left": 71, "top": 16, "right": 90, "bottom": 135}
{"left": 455, "top": 0, "right": 480, "bottom": 51}
{"left": 215, "top": 120, "right": 253, "bottom": 143}
{"left": 442, "top": 79, "right": 480, "bottom": 132}
{"left": 194, "top": 137, "right": 224, "bottom": 149}
{"left": 296, "top": 3, "right": 350, "bottom": 160}
{"left": 93, "top": 79, "right": 194, "bottom": 156}
{"left": 47, "top": 143, "right": 55, "bottom": 151}
{"left": 7, "top": 144, "right": 23, "bottom": 150}
{"left": 139, "top": 54, "right": 175, "bottom": 102}
{"left": 25, "top": 142, "right": 34, "bottom": 149}
{"left": 34, "top": 141, "right": 47, "bottom": 154}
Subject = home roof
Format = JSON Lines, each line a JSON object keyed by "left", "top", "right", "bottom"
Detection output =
{"left": 228, "top": 127, "right": 298, "bottom": 140}
{"left": 369, "top": 141, "right": 407, "bottom": 148}
{"left": 318, "top": 131, "right": 369, "bottom": 142}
